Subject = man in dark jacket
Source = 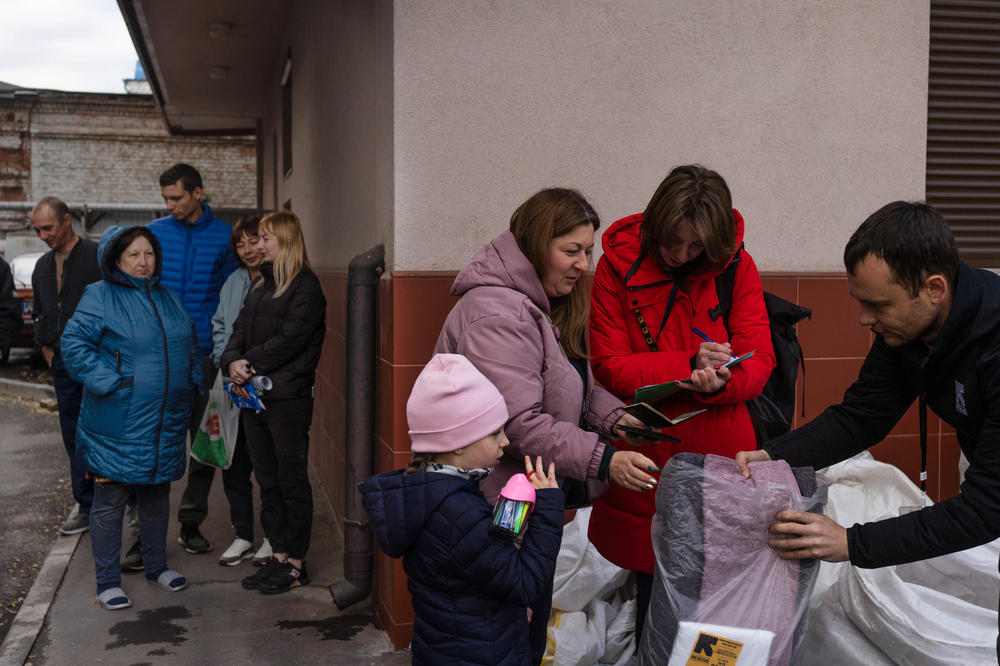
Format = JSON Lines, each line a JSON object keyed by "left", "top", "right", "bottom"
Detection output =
{"left": 30, "top": 196, "right": 101, "bottom": 535}
{"left": 148, "top": 163, "right": 237, "bottom": 556}
{"left": 736, "top": 201, "right": 1000, "bottom": 655}
{"left": 0, "top": 255, "right": 21, "bottom": 363}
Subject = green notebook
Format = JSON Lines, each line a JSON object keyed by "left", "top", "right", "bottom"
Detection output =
{"left": 632, "top": 350, "right": 755, "bottom": 404}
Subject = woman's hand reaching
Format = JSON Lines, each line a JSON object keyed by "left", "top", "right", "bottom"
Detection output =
{"left": 608, "top": 450, "right": 660, "bottom": 493}
{"left": 524, "top": 456, "right": 558, "bottom": 490}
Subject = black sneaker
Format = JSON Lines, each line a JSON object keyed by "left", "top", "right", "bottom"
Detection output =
{"left": 177, "top": 523, "right": 213, "bottom": 554}
{"left": 59, "top": 512, "right": 90, "bottom": 536}
{"left": 121, "top": 539, "right": 144, "bottom": 572}
{"left": 258, "top": 561, "right": 309, "bottom": 595}
{"left": 242, "top": 556, "right": 281, "bottom": 590}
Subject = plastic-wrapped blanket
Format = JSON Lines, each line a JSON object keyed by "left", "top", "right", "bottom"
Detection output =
{"left": 639, "top": 453, "right": 828, "bottom": 666}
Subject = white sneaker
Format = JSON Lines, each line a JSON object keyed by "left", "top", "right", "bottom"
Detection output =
{"left": 252, "top": 538, "right": 273, "bottom": 566}
{"left": 218, "top": 538, "right": 254, "bottom": 566}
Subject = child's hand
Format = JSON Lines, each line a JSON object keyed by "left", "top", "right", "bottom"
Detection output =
{"left": 524, "top": 456, "right": 558, "bottom": 490}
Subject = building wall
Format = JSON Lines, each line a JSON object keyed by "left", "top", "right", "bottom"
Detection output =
{"left": 0, "top": 98, "right": 31, "bottom": 231}
{"left": 392, "top": 0, "right": 929, "bottom": 273}
{"left": 251, "top": 0, "right": 395, "bottom": 624}
{"left": 0, "top": 90, "right": 256, "bottom": 247}
{"left": 248, "top": 0, "right": 936, "bottom": 650}
{"left": 28, "top": 95, "right": 255, "bottom": 206}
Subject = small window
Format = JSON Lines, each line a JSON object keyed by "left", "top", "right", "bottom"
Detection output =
{"left": 281, "top": 53, "right": 292, "bottom": 179}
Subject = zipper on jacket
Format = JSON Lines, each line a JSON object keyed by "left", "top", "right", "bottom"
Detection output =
{"left": 146, "top": 279, "right": 170, "bottom": 481}
{"left": 181, "top": 223, "right": 192, "bottom": 301}
{"left": 115, "top": 348, "right": 121, "bottom": 374}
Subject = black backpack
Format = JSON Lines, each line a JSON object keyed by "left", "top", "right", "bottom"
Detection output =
{"left": 712, "top": 245, "right": 811, "bottom": 445}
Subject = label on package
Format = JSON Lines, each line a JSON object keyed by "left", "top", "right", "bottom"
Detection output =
{"left": 684, "top": 631, "right": 744, "bottom": 665}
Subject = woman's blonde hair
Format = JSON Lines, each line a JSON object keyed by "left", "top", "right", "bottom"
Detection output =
{"left": 259, "top": 210, "right": 310, "bottom": 297}
{"left": 509, "top": 188, "right": 600, "bottom": 359}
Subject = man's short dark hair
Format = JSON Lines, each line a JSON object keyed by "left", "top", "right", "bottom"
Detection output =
{"left": 159, "top": 163, "right": 203, "bottom": 192}
{"left": 844, "top": 201, "right": 959, "bottom": 297}
{"left": 33, "top": 196, "right": 71, "bottom": 223}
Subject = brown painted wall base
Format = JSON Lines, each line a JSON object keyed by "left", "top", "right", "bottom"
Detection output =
{"left": 311, "top": 268, "right": 961, "bottom": 650}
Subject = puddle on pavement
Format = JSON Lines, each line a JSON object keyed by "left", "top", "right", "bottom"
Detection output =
{"left": 276, "top": 614, "right": 372, "bottom": 641}
{"left": 106, "top": 605, "right": 191, "bottom": 650}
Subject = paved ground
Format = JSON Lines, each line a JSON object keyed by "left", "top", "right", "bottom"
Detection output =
{"left": 26, "top": 460, "right": 410, "bottom": 665}
{"left": 0, "top": 394, "right": 72, "bottom": 645}
{"left": 0, "top": 350, "right": 412, "bottom": 665}
{"left": 0, "top": 349, "right": 49, "bottom": 386}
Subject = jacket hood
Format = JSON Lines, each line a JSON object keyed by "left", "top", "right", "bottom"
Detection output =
{"left": 359, "top": 470, "right": 476, "bottom": 558}
{"left": 451, "top": 230, "right": 551, "bottom": 313}
{"left": 599, "top": 209, "right": 746, "bottom": 288}
{"left": 98, "top": 225, "right": 163, "bottom": 288}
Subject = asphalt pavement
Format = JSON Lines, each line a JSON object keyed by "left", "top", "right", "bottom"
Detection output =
{"left": 0, "top": 395, "right": 72, "bottom": 645}
{"left": 0, "top": 353, "right": 411, "bottom": 665}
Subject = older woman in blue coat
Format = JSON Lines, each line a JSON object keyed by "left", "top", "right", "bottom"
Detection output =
{"left": 61, "top": 225, "right": 202, "bottom": 610}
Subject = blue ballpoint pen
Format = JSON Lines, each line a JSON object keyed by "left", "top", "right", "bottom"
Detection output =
{"left": 690, "top": 327, "right": 715, "bottom": 344}
{"left": 691, "top": 327, "right": 737, "bottom": 362}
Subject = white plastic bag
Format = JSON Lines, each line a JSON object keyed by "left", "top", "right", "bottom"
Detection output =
{"left": 799, "top": 453, "right": 1000, "bottom": 665}
{"left": 545, "top": 507, "right": 636, "bottom": 665}
{"left": 190, "top": 372, "right": 240, "bottom": 469}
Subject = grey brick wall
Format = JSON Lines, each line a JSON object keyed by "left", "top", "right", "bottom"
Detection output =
{"left": 27, "top": 94, "right": 256, "bottom": 206}
{"left": 1, "top": 90, "right": 256, "bottom": 236}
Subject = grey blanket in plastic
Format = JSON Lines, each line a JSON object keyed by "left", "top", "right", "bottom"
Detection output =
{"left": 638, "top": 453, "right": 828, "bottom": 666}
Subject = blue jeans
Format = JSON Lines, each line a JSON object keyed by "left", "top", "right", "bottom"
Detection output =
{"left": 91, "top": 481, "right": 170, "bottom": 590}
{"left": 51, "top": 352, "right": 93, "bottom": 513}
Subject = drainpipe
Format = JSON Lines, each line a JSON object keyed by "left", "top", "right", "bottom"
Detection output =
{"left": 330, "top": 244, "right": 384, "bottom": 610}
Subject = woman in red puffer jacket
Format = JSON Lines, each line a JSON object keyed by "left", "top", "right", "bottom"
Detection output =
{"left": 588, "top": 164, "right": 775, "bottom": 642}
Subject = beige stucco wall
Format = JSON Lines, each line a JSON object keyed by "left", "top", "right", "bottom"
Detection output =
{"left": 258, "top": 0, "right": 394, "bottom": 270}
{"left": 392, "top": 0, "right": 929, "bottom": 273}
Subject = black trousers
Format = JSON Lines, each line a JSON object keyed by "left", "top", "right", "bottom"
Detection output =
{"left": 177, "top": 356, "right": 218, "bottom": 525}
{"left": 242, "top": 397, "right": 314, "bottom": 560}
{"left": 221, "top": 420, "right": 255, "bottom": 541}
{"left": 51, "top": 352, "right": 93, "bottom": 513}
{"left": 635, "top": 571, "right": 654, "bottom": 645}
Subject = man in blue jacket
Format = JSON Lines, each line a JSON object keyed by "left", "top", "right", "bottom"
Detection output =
{"left": 148, "top": 163, "right": 237, "bottom": 558}
{"left": 736, "top": 201, "right": 1000, "bottom": 657}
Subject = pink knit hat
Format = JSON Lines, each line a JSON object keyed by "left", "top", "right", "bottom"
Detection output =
{"left": 407, "top": 354, "right": 509, "bottom": 453}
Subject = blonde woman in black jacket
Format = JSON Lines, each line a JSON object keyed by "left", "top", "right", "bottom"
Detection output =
{"left": 221, "top": 210, "right": 326, "bottom": 594}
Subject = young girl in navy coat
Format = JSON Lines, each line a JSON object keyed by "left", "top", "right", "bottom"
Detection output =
{"left": 360, "top": 354, "right": 564, "bottom": 665}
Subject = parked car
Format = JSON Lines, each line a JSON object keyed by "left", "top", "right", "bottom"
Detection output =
{"left": 9, "top": 252, "right": 42, "bottom": 349}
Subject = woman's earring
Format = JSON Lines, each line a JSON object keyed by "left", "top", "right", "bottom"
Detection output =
{"left": 454, "top": 448, "right": 463, "bottom": 455}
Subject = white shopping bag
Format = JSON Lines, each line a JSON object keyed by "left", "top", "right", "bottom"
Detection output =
{"left": 190, "top": 372, "right": 240, "bottom": 469}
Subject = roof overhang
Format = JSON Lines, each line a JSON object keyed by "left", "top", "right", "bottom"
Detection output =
{"left": 117, "top": 0, "right": 290, "bottom": 135}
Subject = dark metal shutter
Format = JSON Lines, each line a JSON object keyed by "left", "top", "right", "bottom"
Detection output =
{"left": 928, "top": 0, "right": 1000, "bottom": 267}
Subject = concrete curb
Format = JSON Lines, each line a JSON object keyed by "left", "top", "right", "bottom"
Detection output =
{"left": 0, "top": 378, "right": 54, "bottom": 405}
{"left": 0, "top": 528, "right": 81, "bottom": 666}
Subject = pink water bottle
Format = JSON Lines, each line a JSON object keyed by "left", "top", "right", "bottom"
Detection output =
{"left": 490, "top": 473, "right": 536, "bottom": 541}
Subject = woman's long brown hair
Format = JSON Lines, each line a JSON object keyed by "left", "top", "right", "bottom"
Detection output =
{"left": 509, "top": 188, "right": 600, "bottom": 359}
